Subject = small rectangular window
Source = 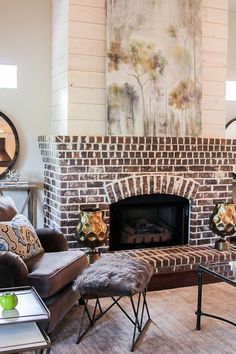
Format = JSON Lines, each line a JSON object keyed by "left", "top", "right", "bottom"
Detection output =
{"left": 226, "top": 81, "right": 236, "bottom": 101}
{"left": 0, "top": 65, "right": 17, "bottom": 89}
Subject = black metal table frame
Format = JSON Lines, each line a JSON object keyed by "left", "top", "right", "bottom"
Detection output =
{"left": 195, "top": 264, "right": 236, "bottom": 331}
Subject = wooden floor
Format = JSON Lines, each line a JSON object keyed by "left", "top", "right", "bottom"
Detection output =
{"left": 50, "top": 283, "right": 236, "bottom": 354}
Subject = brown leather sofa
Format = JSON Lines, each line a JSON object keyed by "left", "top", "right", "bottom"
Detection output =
{"left": 0, "top": 195, "right": 88, "bottom": 333}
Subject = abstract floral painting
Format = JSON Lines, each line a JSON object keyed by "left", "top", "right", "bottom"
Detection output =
{"left": 106, "top": 0, "right": 202, "bottom": 136}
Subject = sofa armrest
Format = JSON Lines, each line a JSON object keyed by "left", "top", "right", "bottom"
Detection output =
{"left": 36, "top": 228, "right": 69, "bottom": 252}
{"left": 0, "top": 251, "right": 29, "bottom": 288}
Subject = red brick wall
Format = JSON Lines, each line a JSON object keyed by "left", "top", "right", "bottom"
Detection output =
{"left": 39, "top": 136, "right": 236, "bottom": 248}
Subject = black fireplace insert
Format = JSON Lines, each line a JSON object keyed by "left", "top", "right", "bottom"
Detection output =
{"left": 109, "top": 193, "right": 189, "bottom": 251}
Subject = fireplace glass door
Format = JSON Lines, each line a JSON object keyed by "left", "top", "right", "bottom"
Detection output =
{"left": 109, "top": 194, "right": 189, "bottom": 251}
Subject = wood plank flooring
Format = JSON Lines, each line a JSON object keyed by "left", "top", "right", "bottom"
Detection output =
{"left": 50, "top": 283, "right": 236, "bottom": 354}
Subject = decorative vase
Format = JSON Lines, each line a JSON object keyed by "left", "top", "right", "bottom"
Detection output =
{"left": 76, "top": 208, "right": 108, "bottom": 263}
{"left": 209, "top": 202, "right": 236, "bottom": 251}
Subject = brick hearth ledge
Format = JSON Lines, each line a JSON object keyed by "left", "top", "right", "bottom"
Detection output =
{"left": 116, "top": 245, "right": 236, "bottom": 274}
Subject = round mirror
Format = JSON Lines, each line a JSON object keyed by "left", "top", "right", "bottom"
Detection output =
{"left": 226, "top": 117, "right": 236, "bottom": 139}
{"left": 0, "top": 111, "right": 19, "bottom": 178}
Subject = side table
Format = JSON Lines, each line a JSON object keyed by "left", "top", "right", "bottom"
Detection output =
{"left": 195, "top": 261, "right": 236, "bottom": 331}
{"left": 0, "top": 286, "right": 51, "bottom": 353}
{"left": 0, "top": 182, "right": 37, "bottom": 227}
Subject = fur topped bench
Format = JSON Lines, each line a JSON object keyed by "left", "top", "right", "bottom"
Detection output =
{"left": 73, "top": 254, "right": 154, "bottom": 351}
{"left": 73, "top": 254, "right": 154, "bottom": 296}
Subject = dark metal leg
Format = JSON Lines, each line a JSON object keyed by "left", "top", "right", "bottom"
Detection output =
{"left": 130, "top": 290, "right": 152, "bottom": 352}
{"left": 38, "top": 348, "right": 51, "bottom": 354}
{"left": 143, "top": 289, "right": 151, "bottom": 320}
{"left": 76, "top": 290, "right": 151, "bottom": 352}
{"left": 97, "top": 295, "right": 103, "bottom": 313}
{"left": 130, "top": 293, "right": 141, "bottom": 349}
{"left": 76, "top": 295, "right": 103, "bottom": 344}
{"left": 76, "top": 295, "right": 92, "bottom": 344}
{"left": 78, "top": 296, "right": 85, "bottom": 305}
{"left": 196, "top": 269, "right": 203, "bottom": 330}
{"left": 111, "top": 296, "right": 136, "bottom": 325}
{"left": 131, "top": 292, "right": 142, "bottom": 332}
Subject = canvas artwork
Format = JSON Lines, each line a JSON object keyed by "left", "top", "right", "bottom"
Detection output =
{"left": 106, "top": 0, "right": 202, "bottom": 136}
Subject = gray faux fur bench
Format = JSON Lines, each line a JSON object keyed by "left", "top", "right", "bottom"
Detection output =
{"left": 73, "top": 254, "right": 154, "bottom": 351}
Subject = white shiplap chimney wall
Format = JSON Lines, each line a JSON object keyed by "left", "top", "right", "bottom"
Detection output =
{"left": 51, "top": 0, "right": 228, "bottom": 137}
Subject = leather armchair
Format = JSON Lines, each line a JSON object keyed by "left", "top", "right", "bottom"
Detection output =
{"left": 0, "top": 195, "right": 88, "bottom": 333}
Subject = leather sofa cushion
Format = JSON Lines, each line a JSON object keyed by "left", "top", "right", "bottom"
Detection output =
{"left": 0, "top": 195, "right": 17, "bottom": 221}
{"left": 27, "top": 250, "right": 88, "bottom": 299}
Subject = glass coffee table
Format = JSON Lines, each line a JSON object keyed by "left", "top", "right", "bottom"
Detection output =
{"left": 0, "top": 286, "right": 51, "bottom": 353}
{"left": 195, "top": 260, "right": 236, "bottom": 331}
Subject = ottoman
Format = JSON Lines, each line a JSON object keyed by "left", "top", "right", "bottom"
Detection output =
{"left": 73, "top": 254, "right": 154, "bottom": 351}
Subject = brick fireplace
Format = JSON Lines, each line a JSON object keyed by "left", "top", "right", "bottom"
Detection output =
{"left": 39, "top": 136, "right": 236, "bottom": 249}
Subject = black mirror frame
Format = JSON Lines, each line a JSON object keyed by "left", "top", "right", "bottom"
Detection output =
{"left": 0, "top": 111, "right": 19, "bottom": 178}
{"left": 226, "top": 117, "right": 236, "bottom": 129}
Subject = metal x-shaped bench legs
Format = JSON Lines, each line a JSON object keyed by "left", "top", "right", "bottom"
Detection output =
{"left": 76, "top": 289, "right": 151, "bottom": 352}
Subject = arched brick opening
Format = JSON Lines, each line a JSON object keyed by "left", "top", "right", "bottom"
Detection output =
{"left": 106, "top": 174, "right": 200, "bottom": 203}
{"left": 106, "top": 174, "right": 200, "bottom": 247}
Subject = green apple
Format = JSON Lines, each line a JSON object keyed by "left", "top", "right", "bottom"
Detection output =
{"left": 0, "top": 292, "right": 18, "bottom": 310}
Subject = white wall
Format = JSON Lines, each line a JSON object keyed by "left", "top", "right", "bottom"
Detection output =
{"left": 51, "top": 0, "right": 69, "bottom": 134}
{"left": 67, "top": 0, "right": 106, "bottom": 135}
{"left": 202, "top": 0, "right": 228, "bottom": 137}
{"left": 226, "top": 9, "right": 236, "bottom": 122}
{"left": 0, "top": 0, "right": 51, "bottom": 224}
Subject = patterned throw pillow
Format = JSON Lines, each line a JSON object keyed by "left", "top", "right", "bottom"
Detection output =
{"left": 0, "top": 214, "right": 44, "bottom": 260}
